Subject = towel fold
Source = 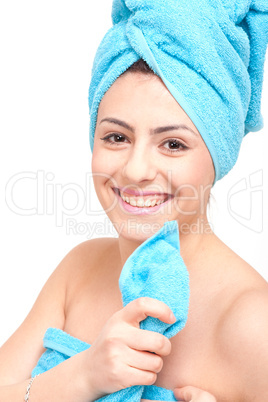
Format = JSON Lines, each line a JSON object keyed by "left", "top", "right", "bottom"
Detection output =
{"left": 88, "top": 0, "right": 268, "bottom": 181}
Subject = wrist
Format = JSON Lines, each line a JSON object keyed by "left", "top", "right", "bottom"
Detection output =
{"left": 24, "top": 375, "right": 40, "bottom": 402}
{"left": 73, "top": 348, "right": 102, "bottom": 402}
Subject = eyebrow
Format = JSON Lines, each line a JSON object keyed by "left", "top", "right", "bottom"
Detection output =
{"left": 153, "top": 124, "right": 198, "bottom": 136}
{"left": 100, "top": 118, "right": 134, "bottom": 132}
{"left": 99, "top": 117, "right": 198, "bottom": 136}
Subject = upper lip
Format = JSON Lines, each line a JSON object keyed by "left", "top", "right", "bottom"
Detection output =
{"left": 114, "top": 186, "right": 171, "bottom": 197}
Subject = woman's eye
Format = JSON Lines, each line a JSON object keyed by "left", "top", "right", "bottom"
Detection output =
{"left": 161, "top": 139, "right": 187, "bottom": 153}
{"left": 100, "top": 134, "right": 129, "bottom": 145}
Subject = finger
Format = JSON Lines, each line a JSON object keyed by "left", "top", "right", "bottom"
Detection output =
{"left": 126, "top": 348, "right": 163, "bottom": 373}
{"left": 125, "top": 366, "right": 157, "bottom": 387}
{"left": 127, "top": 327, "right": 172, "bottom": 356}
{"left": 122, "top": 297, "right": 176, "bottom": 326}
{"left": 174, "top": 386, "right": 217, "bottom": 401}
{"left": 175, "top": 385, "right": 199, "bottom": 400}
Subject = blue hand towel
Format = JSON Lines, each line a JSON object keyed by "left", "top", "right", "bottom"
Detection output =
{"left": 97, "top": 220, "right": 189, "bottom": 401}
{"left": 32, "top": 221, "right": 188, "bottom": 401}
{"left": 88, "top": 0, "right": 268, "bottom": 181}
{"left": 119, "top": 220, "right": 189, "bottom": 338}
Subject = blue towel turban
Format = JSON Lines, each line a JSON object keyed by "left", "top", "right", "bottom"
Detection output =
{"left": 88, "top": 0, "right": 268, "bottom": 182}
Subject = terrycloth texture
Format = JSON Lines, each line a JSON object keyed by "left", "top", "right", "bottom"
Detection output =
{"left": 31, "top": 327, "right": 91, "bottom": 376}
{"left": 32, "top": 221, "right": 188, "bottom": 401}
{"left": 97, "top": 220, "right": 189, "bottom": 401}
{"left": 119, "top": 220, "right": 189, "bottom": 338}
{"left": 88, "top": 0, "right": 268, "bottom": 181}
{"left": 31, "top": 328, "right": 176, "bottom": 400}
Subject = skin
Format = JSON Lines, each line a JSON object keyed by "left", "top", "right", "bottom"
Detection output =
{"left": 92, "top": 72, "right": 215, "bottom": 253}
{"left": 0, "top": 72, "right": 267, "bottom": 402}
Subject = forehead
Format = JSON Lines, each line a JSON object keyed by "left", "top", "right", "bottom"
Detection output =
{"left": 97, "top": 72, "right": 198, "bottom": 131}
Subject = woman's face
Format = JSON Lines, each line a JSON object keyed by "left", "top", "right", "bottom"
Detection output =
{"left": 92, "top": 72, "right": 214, "bottom": 242}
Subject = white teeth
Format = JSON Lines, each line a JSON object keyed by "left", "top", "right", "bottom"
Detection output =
{"left": 136, "top": 198, "right": 145, "bottom": 207}
{"left": 129, "top": 198, "right": 137, "bottom": 207}
{"left": 120, "top": 192, "right": 165, "bottom": 208}
{"left": 144, "top": 199, "right": 152, "bottom": 207}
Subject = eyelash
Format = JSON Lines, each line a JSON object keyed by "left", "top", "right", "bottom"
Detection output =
{"left": 100, "top": 134, "right": 188, "bottom": 153}
{"left": 161, "top": 139, "right": 188, "bottom": 153}
{"left": 100, "top": 133, "right": 129, "bottom": 145}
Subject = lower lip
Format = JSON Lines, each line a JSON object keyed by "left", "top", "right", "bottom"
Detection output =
{"left": 115, "top": 191, "right": 172, "bottom": 215}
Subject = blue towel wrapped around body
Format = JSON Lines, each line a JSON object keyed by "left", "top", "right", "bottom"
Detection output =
{"left": 88, "top": 0, "right": 268, "bottom": 181}
{"left": 32, "top": 220, "right": 189, "bottom": 401}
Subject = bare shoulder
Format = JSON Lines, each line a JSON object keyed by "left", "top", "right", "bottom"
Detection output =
{"left": 62, "top": 237, "right": 121, "bottom": 308}
{"left": 206, "top": 234, "right": 267, "bottom": 288}
{"left": 60, "top": 237, "right": 120, "bottom": 279}
{"left": 214, "top": 236, "right": 268, "bottom": 359}
{"left": 219, "top": 285, "right": 268, "bottom": 346}
{"left": 201, "top": 236, "right": 268, "bottom": 399}
{"left": 27, "top": 237, "right": 119, "bottom": 306}
{"left": 217, "top": 274, "right": 268, "bottom": 400}
{"left": 0, "top": 237, "right": 119, "bottom": 382}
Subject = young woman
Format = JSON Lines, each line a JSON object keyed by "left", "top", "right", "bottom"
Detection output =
{"left": 1, "top": 0, "right": 267, "bottom": 401}
{"left": 0, "top": 59, "right": 267, "bottom": 402}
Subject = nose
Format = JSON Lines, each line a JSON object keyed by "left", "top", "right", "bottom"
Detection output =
{"left": 122, "top": 144, "right": 157, "bottom": 184}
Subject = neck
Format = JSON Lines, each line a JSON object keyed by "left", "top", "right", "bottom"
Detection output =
{"left": 117, "top": 216, "right": 214, "bottom": 270}
{"left": 179, "top": 215, "right": 214, "bottom": 266}
{"left": 118, "top": 236, "right": 144, "bottom": 267}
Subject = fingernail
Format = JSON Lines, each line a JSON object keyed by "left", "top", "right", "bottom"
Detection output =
{"left": 170, "top": 312, "right": 176, "bottom": 322}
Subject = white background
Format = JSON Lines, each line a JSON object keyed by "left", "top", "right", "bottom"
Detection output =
{"left": 0, "top": 1, "right": 267, "bottom": 346}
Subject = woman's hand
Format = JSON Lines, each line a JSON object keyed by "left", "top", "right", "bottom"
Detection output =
{"left": 82, "top": 297, "right": 175, "bottom": 401}
{"left": 174, "top": 386, "right": 217, "bottom": 401}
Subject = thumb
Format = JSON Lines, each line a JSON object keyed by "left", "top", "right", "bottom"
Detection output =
{"left": 122, "top": 297, "right": 176, "bottom": 326}
{"left": 174, "top": 386, "right": 217, "bottom": 401}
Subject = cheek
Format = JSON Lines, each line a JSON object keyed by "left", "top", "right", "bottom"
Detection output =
{"left": 91, "top": 148, "right": 108, "bottom": 199}
{"left": 184, "top": 149, "right": 215, "bottom": 187}
{"left": 92, "top": 146, "right": 107, "bottom": 175}
{"left": 196, "top": 146, "right": 215, "bottom": 182}
{"left": 91, "top": 168, "right": 113, "bottom": 212}
{"left": 92, "top": 142, "right": 123, "bottom": 174}
{"left": 170, "top": 152, "right": 214, "bottom": 214}
{"left": 92, "top": 147, "right": 119, "bottom": 206}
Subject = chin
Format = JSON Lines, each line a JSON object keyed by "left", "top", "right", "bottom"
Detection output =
{"left": 121, "top": 221, "right": 161, "bottom": 242}
{"left": 111, "top": 214, "right": 176, "bottom": 244}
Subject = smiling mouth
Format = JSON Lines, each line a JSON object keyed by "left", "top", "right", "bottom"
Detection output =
{"left": 113, "top": 188, "right": 173, "bottom": 208}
